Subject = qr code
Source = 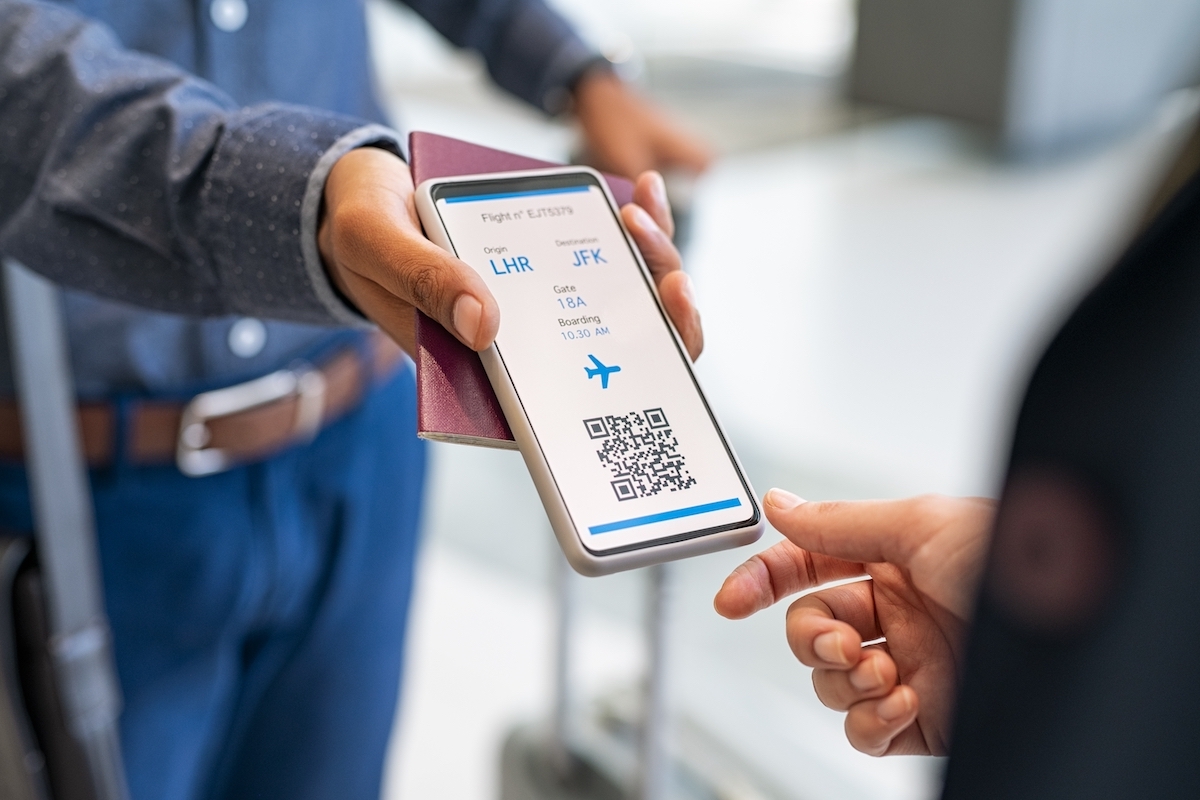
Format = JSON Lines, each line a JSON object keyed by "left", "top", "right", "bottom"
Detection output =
{"left": 583, "top": 409, "right": 697, "bottom": 501}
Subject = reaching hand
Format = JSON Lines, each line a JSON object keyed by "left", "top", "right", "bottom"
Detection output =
{"left": 318, "top": 148, "right": 702, "bottom": 360}
{"left": 573, "top": 70, "right": 713, "bottom": 179}
{"left": 714, "top": 489, "right": 995, "bottom": 756}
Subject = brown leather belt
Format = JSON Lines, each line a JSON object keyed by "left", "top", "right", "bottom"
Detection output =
{"left": 0, "top": 332, "right": 406, "bottom": 475}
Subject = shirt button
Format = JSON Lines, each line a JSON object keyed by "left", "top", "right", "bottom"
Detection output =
{"left": 228, "top": 317, "right": 267, "bottom": 358}
{"left": 210, "top": 0, "right": 248, "bottom": 33}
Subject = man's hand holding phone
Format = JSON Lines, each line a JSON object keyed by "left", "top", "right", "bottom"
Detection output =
{"left": 414, "top": 163, "right": 758, "bottom": 573}
{"left": 317, "top": 147, "right": 702, "bottom": 360}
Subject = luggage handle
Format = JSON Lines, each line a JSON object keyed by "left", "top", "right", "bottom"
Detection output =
{"left": 2, "top": 259, "right": 129, "bottom": 800}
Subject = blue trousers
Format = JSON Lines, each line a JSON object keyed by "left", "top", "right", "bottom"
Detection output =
{"left": 0, "top": 367, "right": 426, "bottom": 800}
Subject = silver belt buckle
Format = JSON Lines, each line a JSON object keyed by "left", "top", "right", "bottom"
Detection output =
{"left": 176, "top": 362, "right": 327, "bottom": 477}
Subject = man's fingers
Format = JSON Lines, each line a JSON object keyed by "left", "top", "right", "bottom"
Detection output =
{"left": 334, "top": 270, "right": 418, "bottom": 354}
{"left": 714, "top": 538, "right": 864, "bottom": 619}
{"left": 320, "top": 148, "right": 500, "bottom": 351}
{"left": 650, "top": 126, "right": 714, "bottom": 175}
{"left": 844, "top": 686, "right": 920, "bottom": 757}
{"left": 812, "top": 646, "right": 897, "bottom": 711}
{"left": 663, "top": 137, "right": 715, "bottom": 175}
{"left": 656, "top": 271, "right": 703, "bottom": 361}
{"left": 328, "top": 199, "right": 499, "bottom": 350}
{"left": 622, "top": 202, "right": 678, "bottom": 280}
{"left": 390, "top": 240, "right": 499, "bottom": 351}
{"left": 621, "top": 200, "right": 703, "bottom": 360}
{"left": 632, "top": 171, "right": 674, "bottom": 238}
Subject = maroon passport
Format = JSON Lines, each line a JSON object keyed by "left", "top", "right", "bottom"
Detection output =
{"left": 410, "top": 131, "right": 634, "bottom": 448}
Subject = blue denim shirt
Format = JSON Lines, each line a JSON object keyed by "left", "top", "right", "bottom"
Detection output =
{"left": 0, "top": 0, "right": 598, "bottom": 396}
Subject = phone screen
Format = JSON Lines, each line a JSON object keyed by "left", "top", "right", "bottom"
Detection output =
{"left": 431, "top": 172, "right": 756, "bottom": 554}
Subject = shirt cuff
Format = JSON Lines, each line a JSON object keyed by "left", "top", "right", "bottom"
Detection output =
{"left": 298, "top": 124, "right": 405, "bottom": 328}
{"left": 201, "top": 105, "right": 403, "bottom": 327}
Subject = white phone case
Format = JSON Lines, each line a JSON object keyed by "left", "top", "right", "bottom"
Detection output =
{"left": 415, "top": 166, "right": 762, "bottom": 575}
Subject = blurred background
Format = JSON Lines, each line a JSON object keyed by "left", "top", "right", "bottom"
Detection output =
{"left": 366, "top": 1, "right": 1200, "bottom": 798}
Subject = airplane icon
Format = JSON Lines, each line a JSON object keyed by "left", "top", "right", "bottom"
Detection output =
{"left": 584, "top": 355, "right": 621, "bottom": 389}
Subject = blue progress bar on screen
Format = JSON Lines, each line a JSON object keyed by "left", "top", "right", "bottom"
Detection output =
{"left": 588, "top": 497, "right": 743, "bottom": 535}
{"left": 442, "top": 185, "right": 591, "bottom": 204}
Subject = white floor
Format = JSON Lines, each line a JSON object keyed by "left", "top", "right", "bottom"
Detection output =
{"left": 381, "top": 542, "right": 641, "bottom": 800}
{"left": 366, "top": 5, "right": 1197, "bottom": 799}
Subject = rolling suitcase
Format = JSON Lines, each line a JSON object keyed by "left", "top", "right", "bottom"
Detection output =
{"left": 0, "top": 260, "right": 129, "bottom": 800}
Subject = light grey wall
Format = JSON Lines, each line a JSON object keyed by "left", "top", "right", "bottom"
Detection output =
{"left": 1006, "top": 0, "right": 1200, "bottom": 153}
{"left": 851, "top": 0, "right": 1200, "bottom": 156}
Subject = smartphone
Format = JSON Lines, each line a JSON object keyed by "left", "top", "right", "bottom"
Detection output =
{"left": 416, "top": 166, "right": 762, "bottom": 575}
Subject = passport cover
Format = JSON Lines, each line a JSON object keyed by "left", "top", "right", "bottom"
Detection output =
{"left": 410, "top": 131, "right": 634, "bottom": 448}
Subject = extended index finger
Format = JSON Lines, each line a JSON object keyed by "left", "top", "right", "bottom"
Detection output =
{"left": 763, "top": 489, "right": 948, "bottom": 569}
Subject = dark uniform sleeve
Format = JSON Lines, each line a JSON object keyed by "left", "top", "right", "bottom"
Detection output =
{"left": 0, "top": 0, "right": 401, "bottom": 326}
{"left": 942, "top": 161, "right": 1200, "bottom": 798}
{"left": 400, "top": 0, "right": 605, "bottom": 113}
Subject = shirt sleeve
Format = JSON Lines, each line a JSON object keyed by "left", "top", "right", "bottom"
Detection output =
{"left": 401, "top": 0, "right": 605, "bottom": 113}
{"left": 0, "top": 0, "right": 399, "bottom": 327}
